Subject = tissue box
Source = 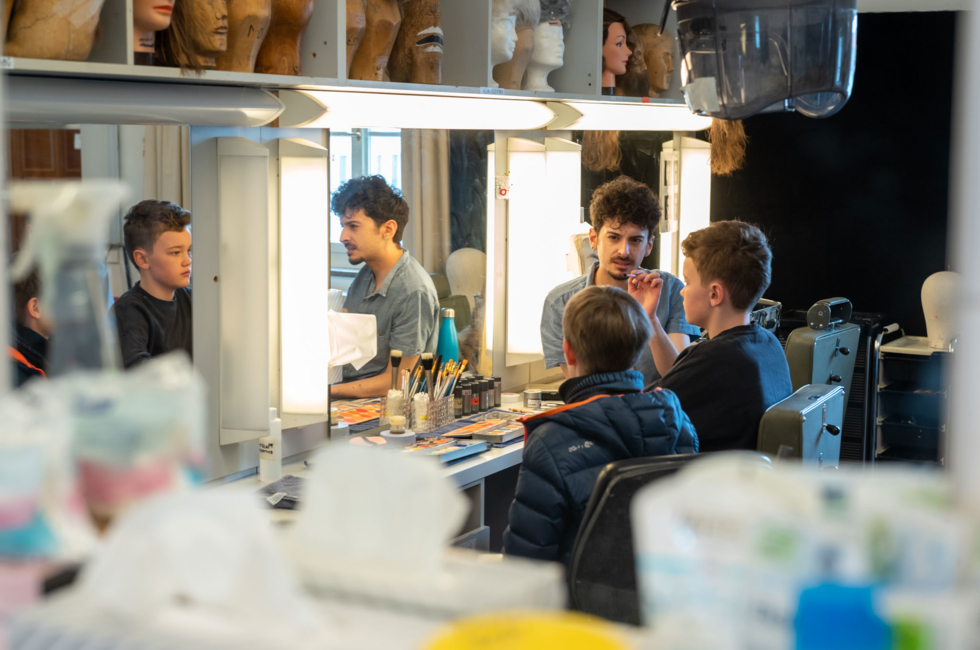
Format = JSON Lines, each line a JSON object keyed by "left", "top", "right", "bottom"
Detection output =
{"left": 289, "top": 543, "right": 565, "bottom": 617}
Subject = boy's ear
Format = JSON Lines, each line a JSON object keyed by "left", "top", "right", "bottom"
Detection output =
{"left": 562, "top": 339, "right": 578, "bottom": 368}
{"left": 133, "top": 248, "right": 151, "bottom": 271}
{"left": 708, "top": 281, "right": 726, "bottom": 307}
{"left": 26, "top": 296, "right": 41, "bottom": 321}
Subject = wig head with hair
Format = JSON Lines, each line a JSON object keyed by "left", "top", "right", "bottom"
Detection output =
{"left": 155, "top": 0, "right": 204, "bottom": 72}
{"left": 538, "top": 0, "right": 570, "bottom": 28}
{"left": 582, "top": 130, "right": 622, "bottom": 172}
{"left": 708, "top": 119, "right": 748, "bottom": 176}
{"left": 511, "top": 0, "right": 540, "bottom": 28}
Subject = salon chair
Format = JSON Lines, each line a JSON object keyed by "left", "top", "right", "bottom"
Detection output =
{"left": 429, "top": 273, "right": 471, "bottom": 331}
{"left": 568, "top": 452, "right": 773, "bottom": 626}
{"left": 757, "top": 384, "right": 845, "bottom": 469}
{"left": 784, "top": 298, "right": 861, "bottom": 398}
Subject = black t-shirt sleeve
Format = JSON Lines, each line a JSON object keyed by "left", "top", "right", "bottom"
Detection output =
{"left": 113, "top": 300, "right": 152, "bottom": 369}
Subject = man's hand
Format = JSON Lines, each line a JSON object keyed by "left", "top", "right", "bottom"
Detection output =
{"left": 628, "top": 270, "right": 664, "bottom": 323}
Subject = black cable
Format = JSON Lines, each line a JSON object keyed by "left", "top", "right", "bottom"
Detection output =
{"left": 659, "top": 0, "right": 671, "bottom": 34}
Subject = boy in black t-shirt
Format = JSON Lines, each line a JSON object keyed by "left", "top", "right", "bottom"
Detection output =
{"left": 631, "top": 221, "right": 792, "bottom": 451}
{"left": 112, "top": 201, "right": 193, "bottom": 369}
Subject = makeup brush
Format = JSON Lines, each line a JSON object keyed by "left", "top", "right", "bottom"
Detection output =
{"left": 390, "top": 350, "right": 403, "bottom": 391}
{"left": 421, "top": 353, "right": 435, "bottom": 401}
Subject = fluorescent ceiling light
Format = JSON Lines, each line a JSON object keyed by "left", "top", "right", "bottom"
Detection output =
{"left": 546, "top": 101, "right": 713, "bottom": 131}
{"left": 279, "top": 89, "right": 557, "bottom": 130}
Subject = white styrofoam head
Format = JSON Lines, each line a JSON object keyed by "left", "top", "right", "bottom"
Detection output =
{"left": 922, "top": 271, "right": 960, "bottom": 349}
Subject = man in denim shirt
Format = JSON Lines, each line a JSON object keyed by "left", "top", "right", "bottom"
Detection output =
{"left": 331, "top": 176, "right": 440, "bottom": 398}
{"left": 541, "top": 177, "right": 699, "bottom": 385}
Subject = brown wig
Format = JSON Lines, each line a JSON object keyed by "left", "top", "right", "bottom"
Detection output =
{"left": 155, "top": 0, "right": 205, "bottom": 73}
{"left": 582, "top": 130, "right": 622, "bottom": 172}
{"left": 708, "top": 119, "right": 748, "bottom": 176}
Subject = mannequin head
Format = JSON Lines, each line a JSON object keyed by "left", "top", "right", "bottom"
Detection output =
{"left": 133, "top": 0, "right": 175, "bottom": 53}
{"left": 214, "top": 0, "right": 272, "bottom": 72}
{"left": 634, "top": 23, "right": 673, "bottom": 95}
{"left": 348, "top": 0, "right": 401, "bottom": 81}
{"left": 186, "top": 0, "right": 229, "bottom": 56}
{"left": 346, "top": 0, "right": 366, "bottom": 76}
{"left": 5, "top": 0, "right": 106, "bottom": 60}
{"left": 601, "top": 8, "right": 633, "bottom": 88}
{"left": 388, "top": 0, "right": 442, "bottom": 84}
{"left": 491, "top": 0, "right": 538, "bottom": 89}
{"left": 614, "top": 23, "right": 649, "bottom": 97}
{"left": 155, "top": 0, "right": 227, "bottom": 69}
{"left": 490, "top": 0, "right": 519, "bottom": 67}
{"left": 521, "top": 0, "right": 568, "bottom": 92}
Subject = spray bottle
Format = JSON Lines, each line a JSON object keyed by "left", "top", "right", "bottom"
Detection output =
{"left": 9, "top": 181, "right": 129, "bottom": 375}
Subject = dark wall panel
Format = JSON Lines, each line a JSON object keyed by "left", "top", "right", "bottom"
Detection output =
{"left": 711, "top": 12, "right": 956, "bottom": 336}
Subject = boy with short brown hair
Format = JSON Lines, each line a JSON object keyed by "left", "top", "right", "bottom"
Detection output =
{"left": 112, "top": 200, "right": 193, "bottom": 369}
{"left": 504, "top": 286, "right": 697, "bottom": 566}
{"left": 638, "top": 220, "right": 792, "bottom": 452}
{"left": 10, "top": 266, "right": 51, "bottom": 385}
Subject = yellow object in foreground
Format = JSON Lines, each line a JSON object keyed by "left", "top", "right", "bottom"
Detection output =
{"left": 425, "top": 612, "right": 628, "bottom": 650}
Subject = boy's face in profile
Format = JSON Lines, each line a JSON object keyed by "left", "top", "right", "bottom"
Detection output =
{"left": 589, "top": 219, "right": 654, "bottom": 281}
{"left": 138, "top": 227, "right": 192, "bottom": 290}
{"left": 680, "top": 257, "right": 710, "bottom": 328}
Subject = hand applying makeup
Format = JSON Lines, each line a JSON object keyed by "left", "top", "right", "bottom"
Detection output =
{"left": 629, "top": 269, "right": 683, "bottom": 378}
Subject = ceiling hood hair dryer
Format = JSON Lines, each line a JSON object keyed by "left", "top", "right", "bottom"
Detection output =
{"left": 671, "top": 0, "right": 858, "bottom": 120}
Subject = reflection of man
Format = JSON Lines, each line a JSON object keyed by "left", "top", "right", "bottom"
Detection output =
{"left": 330, "top": 176, "right": 440, "bottom": 399}
{"left": 541, "top": 176, "right": 698, "bottom": 385}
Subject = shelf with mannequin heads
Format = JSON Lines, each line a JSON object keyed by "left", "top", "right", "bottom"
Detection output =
{"left": 2, "top": 0, "right": 684, "bottom": 103}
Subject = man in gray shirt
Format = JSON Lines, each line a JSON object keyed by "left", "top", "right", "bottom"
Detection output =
{"left": 330, "top": 175, "right": 440, "bottom": 399}
{"left": 541, "top": 176, "right": 699, "bottom": 385}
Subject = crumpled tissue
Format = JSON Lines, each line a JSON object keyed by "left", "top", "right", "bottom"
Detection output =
{"left": 287, "top": 445, "right": 565, "bottom": 616}
{"left": 77, "top": 490, "right": 328, "bottom": 647}
{"left": 326, "top": 288, "right": 376, "bottom": 385}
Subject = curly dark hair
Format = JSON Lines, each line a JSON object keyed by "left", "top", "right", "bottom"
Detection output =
{"left": 123, "top": 200, "right": 191, "bottom": 268}
{"left": 589, "top": 175, "right": 661, "bottom": 237}
{"left": 331, "top": 175, "right": 410, "bottom": 244}
{"left": 682, "top": 220, "right": 772, "bottom": 310}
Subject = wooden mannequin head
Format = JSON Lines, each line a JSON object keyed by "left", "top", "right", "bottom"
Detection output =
{"left": 601, "top": 8, "right": 634, "bottom": 90}
{"left": 215, "top": 0, "right": 272, "bottom": 72}
{"left": 491, "top": 0, "right": 538, "bottom": 90}
{"left": 5, "top": 0, "right": 107, "bottom": 60}
{"left": 348, "top": 0, "right": 401, "bottom": 81}
{"left": 388, "top": 0, "right": 442, "bottom": 85}
{"left": 134, "top": 0, "right": 174, "bottom": 55}
{"left": 346, "top": 0, "right": 366, "bottom": 76}
{"left": 253, "top": 0, "right": 314, "bottom": 75}
{"left": 633, "top": 23, "right": 673, "bottom": 95}
{"left": 155, "top": 0, "right": 227, "bottom": 69}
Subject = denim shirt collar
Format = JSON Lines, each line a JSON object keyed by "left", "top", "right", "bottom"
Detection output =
{"left": 365, "top": 249, "right": 410, "bottom": 299}
{"left": 558, "top": 370, "right": 645, "bottom": 404}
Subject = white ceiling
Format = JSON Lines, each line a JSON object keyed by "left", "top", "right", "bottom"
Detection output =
{"left": 857, "top": 0, "right": 970, "bottom": 11}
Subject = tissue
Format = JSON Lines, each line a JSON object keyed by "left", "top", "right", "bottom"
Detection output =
{"left": 295, "top": 445, "right": 467, "bottom": 574}
{"left": 77, "top": 490, "right": 327, "bottom": 643}
{"left": 326, "top": 288, "right": 377, "bottom": 385}
{"left": 288, "top": 445, "right": 565, "bottom": 615}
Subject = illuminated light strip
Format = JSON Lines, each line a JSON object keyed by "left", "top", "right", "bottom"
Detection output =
{"left": 546, "top": 101, "right": 713, "bottom": 131}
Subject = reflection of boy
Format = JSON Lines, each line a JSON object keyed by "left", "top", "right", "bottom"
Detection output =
{"left": 641, "top": 221, "right": 792, "bottom": 452}
{"left": 504, "top": 286, "right": 697, "bottom": 565}
{"left": 10, "top": 266, "right": 51, "bottom": 386}
{"left": 112, "top": 201, "right": 193, "bottom": 369}
{"left": 541, "top": 176, "right": 698, "bottom": 385}
{"left": 330, "top": 176, "right": 440, "bottom": 399}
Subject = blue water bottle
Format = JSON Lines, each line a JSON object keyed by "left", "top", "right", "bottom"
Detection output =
{"left": 436, "top": 308, "right": 460, "bottom": 365}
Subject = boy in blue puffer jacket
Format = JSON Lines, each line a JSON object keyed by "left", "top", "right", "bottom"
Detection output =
{"left": 503, "top": 286, "right": 698, "bottom": 566}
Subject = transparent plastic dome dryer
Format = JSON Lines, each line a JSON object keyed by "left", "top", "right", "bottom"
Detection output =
{"left": 8, "top": 180, "right": 130, "bottom": 374}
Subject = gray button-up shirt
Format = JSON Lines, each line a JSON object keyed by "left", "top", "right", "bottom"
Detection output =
{"left": 540, "top": 261, "right": 700, "bottom": 385}
{"left": 342, "top": 251, "right": 440, "bottom": 382}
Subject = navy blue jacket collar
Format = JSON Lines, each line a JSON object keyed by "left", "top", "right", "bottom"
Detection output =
{"left": 559, "top": 370, "right": 645, "bottom": 404}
